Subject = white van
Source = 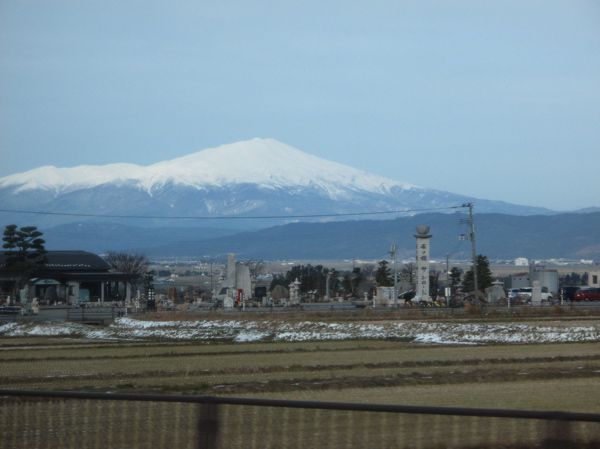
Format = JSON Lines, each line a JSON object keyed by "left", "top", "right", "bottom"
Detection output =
{"left": 508, "top": 287, "right": 553, "bottom": 302}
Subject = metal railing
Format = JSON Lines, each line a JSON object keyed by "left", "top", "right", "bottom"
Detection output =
{"left": 1, "top": 389, "right": 599, "bottom": 449}
{"left": 66, "top": 305, "right": 127, "bottom": 324}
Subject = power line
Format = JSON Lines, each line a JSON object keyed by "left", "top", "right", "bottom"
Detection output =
{"left": 0, "top": 205, "right": 464, "bottom": 221}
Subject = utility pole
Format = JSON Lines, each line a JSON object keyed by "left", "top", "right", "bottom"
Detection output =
{"left": 445, "top": 253, "right": 451, "bottom": 304}
{"left": 210, "top": 262, "right": 213, "bottom": 295}
{"left": 462, "top": 202, "right": 478, "bottom": 294}
{"left": 446, "top": 253, "right": 450, "bottom": 289}
{"left": 389, "top": 243, "right": 398, "bottom": 307}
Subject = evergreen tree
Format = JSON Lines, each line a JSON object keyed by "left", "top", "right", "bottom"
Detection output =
{"left": 462, "top": 255, "right": 493, "bottom": 292}
{"left": 341, "top": 273, "right": 353, "bottom": 295}
{"left": 2, "top": 224, "right": 48, "bottom": 296}
{"left": 270, "top": 274, "right": 288, "bottom": 290}
{"left": 564, "top": 272, "right": 582, "bottom": 286}
{"left": 341, "top": 267, "right": 363, "bottom": 296}
{"left": 270, "top": 264, "right": 329, "bottom": 298}
{"left": 327, "top": 268, "right": 340, "bottom": 297}
{"left": 429, "top": 270, "right": 441, "bottom": 297}
{"left": 375, "top": 260, "right": 393, "bottom": 286}
{"left": 449, "top": 267, "right": 463, "bottom": 295}
{"left": 3, "top": 224, "right": 47, "bottom": 267}
{"left": 350, "top": 267, "right": 363, "bottom": 296}
{"left": 581, "top": 272, "right": 589, "bottom": 286}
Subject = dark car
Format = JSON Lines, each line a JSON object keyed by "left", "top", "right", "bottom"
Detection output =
{"left": 573, "top": 288, "right": 600, "bottom": 301}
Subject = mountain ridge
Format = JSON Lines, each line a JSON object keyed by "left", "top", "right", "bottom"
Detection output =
{"left": 0, "top": 138, "right": 554, "bottom": 229}
{"left": 0, "top": 138, "right": 415, "bottom": 196}
{"left": 41, "top": 212, "right": 600, "bottom": 260}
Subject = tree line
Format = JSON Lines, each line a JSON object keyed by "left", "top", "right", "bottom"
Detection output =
{"left": 3, "top": 223, "right": 496, "bottom": 302}
{"left": 269, "top": 255, "right": 494, "bottom": 300}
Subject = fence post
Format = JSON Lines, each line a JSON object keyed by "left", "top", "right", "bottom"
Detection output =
{"left": 197, "top": 402, "right": 220, "bottom": 449}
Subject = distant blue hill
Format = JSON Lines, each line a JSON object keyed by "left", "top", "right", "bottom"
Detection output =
{"left": 42, "top": 222, "right": 241, "bottom": 254}
{"left": 40, "top": 212, "right": 600, "bottom": 260}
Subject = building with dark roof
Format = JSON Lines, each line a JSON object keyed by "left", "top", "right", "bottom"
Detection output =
{"left": 0, "top": 251, "right": 135, "bottom": 305}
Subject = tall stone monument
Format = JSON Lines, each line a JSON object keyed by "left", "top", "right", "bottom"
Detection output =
{"left": 224, "top": 254, "right": 236, "bottom": 289}
{"left": 414, "top": 225, "right": 432, "bottom": 303}
{"left": 218, "top": 253, "right": 253, "bottom": 304}
{"left": 289, "top": 278, "right": 301, "bottom": 306}
{"left": 235, "top": 264, "right": 252, "bottom": 301}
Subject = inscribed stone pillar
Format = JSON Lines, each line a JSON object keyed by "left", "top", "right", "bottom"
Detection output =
{"left": 225, "top": 254, "right": 236, "bottom": 288}
{"left": 414, "top": 226, "right": 432, "bottom": 302}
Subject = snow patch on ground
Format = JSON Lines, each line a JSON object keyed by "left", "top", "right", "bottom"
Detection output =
{"left": 234, "top": 330, "right": 270, "bottom": 342}
{"left": 1, "top": 318, "right": 599, "bottom": 345}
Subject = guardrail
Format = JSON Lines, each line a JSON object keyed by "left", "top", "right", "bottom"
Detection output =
{"left": 3, "top": 302, "right": 600, "bottom": 324}
{"left": 166, "top": 302, "right": 600, "bottom": 317}
{"left": 1, "top": 390, "right": 599, "bottom": 449}
{"left": 66, "top": 306, "right": 126, "bottom": 324}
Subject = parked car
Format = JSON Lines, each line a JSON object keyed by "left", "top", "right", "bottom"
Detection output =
{"left": 508, "top": 287, "right": 553, "bottom": 302}
{"left": 573, "top": 288, "right": 600, "bottom": 301}
{"left": 508, "top": 288, "right": 527, "bottom": 298}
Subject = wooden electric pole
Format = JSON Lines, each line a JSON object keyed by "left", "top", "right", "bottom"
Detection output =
{"left": 462, "top": 203, "right": 478, "bottom": 294}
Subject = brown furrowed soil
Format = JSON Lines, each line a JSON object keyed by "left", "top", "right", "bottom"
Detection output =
{"left": 1, "top": 337, "right": 599, "bottom": 412}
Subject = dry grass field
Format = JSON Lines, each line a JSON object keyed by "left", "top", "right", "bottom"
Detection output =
{"left": 1, "top": 335, "right": 600, "bottom": 413}
{"left": 2, "top": 325, "right": 600, "bottom": 449}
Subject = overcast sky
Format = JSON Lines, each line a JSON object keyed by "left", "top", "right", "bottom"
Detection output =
{"left": 1, "top": 0, "right": 599, "bottom": 211}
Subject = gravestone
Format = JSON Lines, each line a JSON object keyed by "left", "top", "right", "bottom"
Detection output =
{"left": 531, "top": 280, "right": 542, "bottom": 305}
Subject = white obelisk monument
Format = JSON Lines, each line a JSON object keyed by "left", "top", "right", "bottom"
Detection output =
{"left": 415, "top": 225, "right": 432, "bottom": 303}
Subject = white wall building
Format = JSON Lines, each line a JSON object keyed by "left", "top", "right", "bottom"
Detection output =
{"left": 588, "top": 271, "right": 600, "bottom": 287}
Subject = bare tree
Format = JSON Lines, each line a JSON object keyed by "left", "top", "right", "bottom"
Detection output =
{"left": 361, "top": 263, "right": 376, "bottom": 280}
{"left": 246, "top": 260, "right": 265, "bottom": 280}
{"left": 104, "top": 252, "right": 149, "bottom": 289}
{"left": 400, "top": 263, "right": 416, "bottom": 285}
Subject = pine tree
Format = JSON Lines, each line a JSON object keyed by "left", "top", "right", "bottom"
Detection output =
{"left": 3, "top": 224, "right": 47, "bottom": 266}
{"left": 270, "top": 264, "right": 329, "bottom": 298}
{"left": 2, "top": 224, "right": 48, "bottom": 296}
{"left": 375, "top": 260, "right": 393, "bottom": 286}
{"left": 463, "top": 255, "right": 493, "bottom": 293}
{"left": 327, "top": 268, "right": 340, "bottom": 296}
{"left": 341, "top": 267, "right": 363, "bottom": 296}
{"left": 449, "top": 267, "right": 463, "bottom": 295}
{"left": 270, "top": 274, "right": 288, "bottom": 290}
{"left": 429, "top": 270, "right": 441, "bottom": 297}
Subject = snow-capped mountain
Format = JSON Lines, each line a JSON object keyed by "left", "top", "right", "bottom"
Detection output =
{"left": 1, "top": 138, "right": 412, "bottom": 196}
{"left": 0, "top": 138, "right": 550, "bottom": 229}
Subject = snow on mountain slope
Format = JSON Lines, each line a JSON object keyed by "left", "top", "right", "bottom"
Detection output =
{"left": 0, "top": 138, "right": 416, "bottom": 198}
{"left": 0, "top": 163, "right": 146, "bottom": 194}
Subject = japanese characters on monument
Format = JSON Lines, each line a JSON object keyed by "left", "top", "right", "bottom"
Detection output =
{"left": 414, "top": 226, "right": 432, "bottom": 302}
